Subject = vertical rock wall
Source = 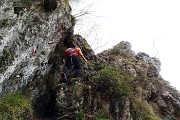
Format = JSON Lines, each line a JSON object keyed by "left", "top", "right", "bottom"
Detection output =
{"left": 0, "top": 0, "right": 72, "bottom": 93}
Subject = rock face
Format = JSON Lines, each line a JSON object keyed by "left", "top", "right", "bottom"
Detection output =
{"left": 0, "top": 0, "right": 72, "bottom": 92}
{"left": 0, "top": 1, "right": 180, "bottom": 120}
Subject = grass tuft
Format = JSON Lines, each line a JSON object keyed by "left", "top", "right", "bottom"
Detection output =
{"left": 0, "top": 93, "right": 33, "bottom": 120}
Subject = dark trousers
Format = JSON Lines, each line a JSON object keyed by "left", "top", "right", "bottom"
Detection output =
{"left": 64, "top": 55, "right": 81, "bottom": 76}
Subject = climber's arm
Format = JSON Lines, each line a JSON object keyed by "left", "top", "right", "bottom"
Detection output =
{"left": 77, "top": 48, "right": 87, "bottom": 62}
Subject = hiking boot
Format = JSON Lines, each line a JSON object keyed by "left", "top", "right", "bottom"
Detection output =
{"left": 73, "top": 69, "right": 81, "bottom": 77}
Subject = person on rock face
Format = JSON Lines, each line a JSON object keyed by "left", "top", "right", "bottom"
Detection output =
{"left": 63, "top": 45, "right": 87, "bottom": 77}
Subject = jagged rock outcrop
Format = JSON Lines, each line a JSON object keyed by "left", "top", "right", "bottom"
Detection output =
{"left": 0, "top": 0, "right": 180, "bottom": 120}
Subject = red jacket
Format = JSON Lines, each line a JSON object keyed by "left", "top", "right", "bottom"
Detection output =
{"left": 64, "top": 48, "right": 80, "bottom": 56}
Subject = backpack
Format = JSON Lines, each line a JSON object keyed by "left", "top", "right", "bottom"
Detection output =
{"left": 65, "top": 48, "right": 75, "bottom": 56}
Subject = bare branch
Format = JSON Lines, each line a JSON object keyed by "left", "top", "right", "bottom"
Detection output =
{"left": 73, "top": 2, "right": 95, "bottom": 17}
{"left": 152, "top": 36, "right": 164, "bottom": 57}
{"left": 93, "top": 40, "right": 110, "bottom": 51}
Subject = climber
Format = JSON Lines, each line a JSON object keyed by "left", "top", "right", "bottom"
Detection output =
{"left": 63, "top": 45, "right": 87, "bottom": 78}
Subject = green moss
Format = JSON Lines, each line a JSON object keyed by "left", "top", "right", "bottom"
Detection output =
{"left": 0, "top": 93, "right": 33, "bottom": 120}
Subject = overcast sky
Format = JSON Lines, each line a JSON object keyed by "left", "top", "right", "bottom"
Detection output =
{"left": 72, "top": 0, "right": 180, "bottom": 91}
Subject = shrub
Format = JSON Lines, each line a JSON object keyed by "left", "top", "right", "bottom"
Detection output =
{"left": 117, "top": 83, "right": 131, "bottom": 99}
{"left": 0, "top": 93, "right": 33, "bottom": 120}
{"left": 99, "top": 65, "right": 120, "bottom": 80}
{"left": 131, "top": 98, "right": 161, "bottom": 120}
{"left": 93, "top": 65, "right": 132, "bottom": 99}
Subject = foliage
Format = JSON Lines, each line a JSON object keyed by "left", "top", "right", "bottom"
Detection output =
{"left": 99, "top": 65, "right": 120, "bottom": 80}
{"left": 117, "top": 82, "right": 131, "bottom": 99}
{"left": 93, "top": 113, "right": 110, "bottom": 120}
{"left": 0, "top": 93, "right": 33, "bottom": 120}
{"left": 131, "top": 98, "right": 161, "bottom": 120}
{"left": 93, "top": 65, "right": 132, "bottom": 99}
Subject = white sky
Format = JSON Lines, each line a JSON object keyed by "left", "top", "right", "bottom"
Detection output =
{"left": 72, "top": 0, "right": 180, "bottom": 91}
